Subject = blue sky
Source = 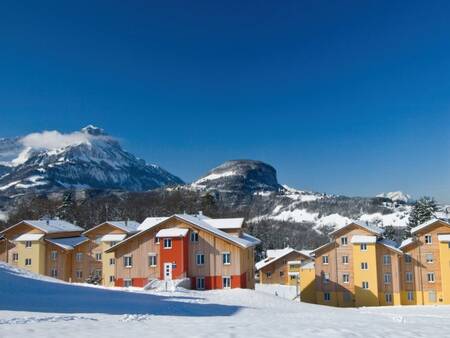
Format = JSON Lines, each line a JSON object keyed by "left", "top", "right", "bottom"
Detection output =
{"left": 0, "top": 1, "right": 449, "bottom": 202}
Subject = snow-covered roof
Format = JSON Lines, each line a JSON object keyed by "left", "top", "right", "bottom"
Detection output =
{"left": 100, "top": 234, "right": 127, "bottom": 242}
{"left": 301, "top": 261, "right": 315, "bottom": 269}
{"left": 138, "top": 217, "right": 170, "bottom": 231}
{"left": 310, "top": 241, "right": 336, "bottom": 256}
{"left": 255, "top": 247, "right": 310, "bottom": 271}
{"left": 411, "top": 218, "right": 450, "bottom": 235}
{"left": 399, "top": 237, "right": 416, "bottom": 249}
{"left": 84, "top": 220, "right": 140, "bottom": 235}
{"left": 287, "top": 260, "right": 302, "bottom": 265}
{"left": 377, "top": 239, "right": 402, "bottom": 254}
{"left": 350, "top": 235, "right": 377, "bottom": 244}
{"left": 45, "top": 236, "right": 89, "bottom": 250}
{"left": 329, "top": 221, "right": 384, "bottom": 237}
{"left": 202, "top": 218, "right": 244, "bottom": 229}
{"left": 156, "top": 228, "right": 189, "bottom": 238}
{"left": 438, "top": 234, "right": 450, "bottom": 242}
{"left": 2, "top": 219, "right": 84, "bottom": 235}
{"left": 106, "top": 214, "right": 260, "bottom": 252}
{"left": 288, "top": 272, "right": 299, "bottom": 276}
{"left": 14, "top": 233, "right": 44, "bottom": 241}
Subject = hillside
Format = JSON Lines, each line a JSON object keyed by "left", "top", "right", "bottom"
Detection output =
{"left": 1, "top": 262, "right": 450, "bottom": 338}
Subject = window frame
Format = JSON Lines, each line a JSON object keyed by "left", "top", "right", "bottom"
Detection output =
{"left": 25, "top": 241, "right": 32, "bottom": 248}
{"left": 342, "top": 273, "right": 350, "bottom": 284}
{"left": 51, "top": 250, "right": 58, "bottom": 261}
{"left": 342, "top": 255, "right": 349, "bottom": 264}
{"left": 12, "top": 253, "right": 18, "bottom": 262}
{"left": 425, "top": 234, "right": 432, "bottom": 244}
{"left": 222, "top": 252, "right": 231, "bottom": 265}
{"left": 95, "top": 252, "right": 102, "bottom": 262}
{"left": 324, "top": 292, "right": 331, "bottom": 301}
{"left": 196, "top": 253, "right": 205, "bottom": 266}
{"left": 148, "top": 253, "right": 157, "bottom": 267}
{"left": 361, "top": 262, "right": 368, "bottom": 270}
{"left": 51, "top": 268, "right": 58, "bottom": 278}
{"left": 190, "top": 231, "right": 199, "bottom": 242}
{"left": 383, "top": 255, "right": 391, "bottom": 265}
{"left": 124, "top": 255, "right": 133, "bottom": 268}
{"left": 322, "top": 255, "right": 329, "bottom": 265}
{"left": 196, "top": 277, "right": 205, "bottom": 290}
{"left": 341, "top": 237, "right": 348, "bottom": 246}
{"left": 223, "top": 276, "right": 231, "bottom": 289}
{"left": 360, "top": 243, "right": 368, "bottom": 251}
{"left": 404, "top": 254, "right": 412, "bottom": 263}
{"left": 427, "top": 272, "right": 435, "bottom": 283}
{"left": 163, "top": 238, "right": 172, "bottom": 249}
{"left": 362, "top": 281, "right": 369, "bottom": 289}
{"left": 425, "top": 253, "right": 434, "bottom": 264}
{"left": 384, "top": 273, "right": 392, "bottom": 284}
{"left": 124, "top": 278, "right": 132, "bottom": 287}
{"left": 25, "top": 258, "right": 32, "bottom": 266}
{"left": 109, "top": 258, "right": 115, "bottom": 266}
{"left": 405, "top": 271, "right": 413, "bottom": 283}
{"left": 407, "top": 291, "right": 414, "bottom": 301}
{"left": 76, "top": 270, "right": 83, "bottom": 279}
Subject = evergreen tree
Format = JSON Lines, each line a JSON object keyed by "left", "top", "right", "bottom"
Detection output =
{"left": 383, "top": 225, "right": 396, "bottom": 241}
{"left": 405, "top": 197, "right": 438, "bottom": 237}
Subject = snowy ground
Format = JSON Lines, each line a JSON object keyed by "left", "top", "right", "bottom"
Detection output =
{"left": 1, "top": 263, "right": 450, "bottom": 337}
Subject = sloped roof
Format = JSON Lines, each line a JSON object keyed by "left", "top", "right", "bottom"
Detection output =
{"left": 377, "top": 239, "right": 402, "bottom": 254}
{"left": 310, "top": 241, "right": 336, "bottom": 256}
{"left": 329, "top": 221, "right": 384, "bottom": 237}
{"left": 351, "top": 235, "right": 377, "bottom": 244}
{"left": 138, "top": 217, "right": 170, "bottom": 231}
{"left": 255, "top": 247, "right": 311, "bottom": 271}
{"left": 106, "top": 214, "right": 260, "bottom": 252}
{"left": 1, "top": 219, "right": 84, "bottom": 235}
{"left": 100, "top": 234, "right": 127, "bottom": 242}
{"left": 84, "top": 220, "right": 140, "bottom": 235}
{"left": 202, "top": 218, "right": 244, "bottom": 229}
{"left": 14, "top": 233, "right": 44, "bottom": 241}
{"left": 399, "top": 237, "right": 416, "bottom": 250}
{"left": 45, "top": 236, "right": 89, "bottom": 250}
{"left": 411, "top": 218, "right": 450, "bottom": 235}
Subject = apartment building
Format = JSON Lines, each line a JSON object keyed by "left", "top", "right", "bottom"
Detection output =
{"left": 312, "top": 221, "right": 403, "bottom": 307}
{"left": 105, "top": 213, "right": 260, "bottom": 289}
{"left": 255, "top": 247, "right": 316, "bottom": 302}
{"left": 399, "top": 219, "right": 450, "bottom": 305}
{"left": 0, "top": 219, "right": 87, "bottom": 281}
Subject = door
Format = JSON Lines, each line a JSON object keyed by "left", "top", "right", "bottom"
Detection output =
{"left": 164, "top": 263, "right": 172, "bottom": 280}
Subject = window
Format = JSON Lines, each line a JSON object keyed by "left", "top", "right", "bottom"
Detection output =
{"left": 324, "top": 292, "right": 331, "bottom": 301}
{"left": 425, "top": 234, "right": 432, "bottom": 244}
{"left": 51, "top": 268, "right": 58, "bottom": 278}
{"left": 290, "top": 275, "right": 297, "bottom": 280}
{"left": 407, "top": 291, "right": 414, "bottom": 301}
{"left": 196, "top": 253, "right": 205, "bottom": 265}
{"left": 196, "top": 277, "right": 205, "bottom": 290}
{"left": 427, "top": 272, "right": 435, "bottom": 283}
{"left": 76, "top": 252, "right": 83, "bottom": 262}
{"left": 342, "top": 273, "right": 349, "bottom": 283}
{"left": 361, "top": 262, "right": 368, "bottom": 270}
{"left": 76, "top": 270, "right": 83, "bottom": 279}
{"left": 341, "top": 237, "right": 348, "bottom": 246}
{"left": 163, "top": 239, "right": 172, "bottom": 249}
{"left": 429, "top": 291, "right": 437, "bottom": 303}
{"left": 12, "top": 253, "right": 18, "bottom": 262}
{"left": 362, "top": 281, "right": 369, "bottom": 289}
{"left": 322, "top": 255, "right": 329, "bottom": 264}
{"left": 360, "top": 243, "right": 367, "bottom": 251}
{"left": 383, "top": 255, "right": 391, "bottom": 265}
{"left": 25, "top": 241, "right": 32, "bottom": 248}
{"left": 190, "top": 232, "right": 199, "bottom": 242}
{"left": 223, "top": 276, "right": 231, "bottom": 289}
{"left": 124, "top": 279, "right": 132, "bottom": 287}
{"left": 404, "top": 254, "right": 412, "bottom": 263}
{"left": 25, "top": 258, "right": 32, "bottom": 266}
{"left": 155, "top": 237, "right": 160, "bottom": 244}
{"left": 265, "top": 272, "right": 272, "bottom": 278}
{"left": 279, "top": 271, "right": 284, "bottom": 277}
{"left": 51, "top": 250, "right": 57, "bottom": 261}
{"left": 124, "top": 256, "right": 133, "bottom": 268}
{"left": 406, "top": 271, "right": 413, "bottom": 283}
{"left": 222, "top": 252, "right": 231, "bottom": 265}
{"left": 384, "top": 273, "right": 392, "bottom": 284}
{"left": 323, "top": 273, "right": 330, "bottom": 284}
{"left": 343, "top": 292, "right": 352, "bottom": 302}
{"left": 148, "top": 254, "right": 157, "bottom": 267}
{"left": 385, "top": 293, "right": 392, "bottom": 304}
{"left": 109, "top": 276, "right": 115, "bottom": 283}
{"left": 109, "top": 258, "right": 115, "bottom": 265}
{"left": 95, "top": 253, "right": 102, "bottom": 261}
{"left": 342, "top": 255, "right": 349, "bottom": 264}
{"left": 425, "top": 253, "right": 434, "bottom": 263}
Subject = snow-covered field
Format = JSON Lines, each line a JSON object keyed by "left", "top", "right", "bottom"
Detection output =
{"left": 1, "top": 263, "right": 450, "bottom": 337}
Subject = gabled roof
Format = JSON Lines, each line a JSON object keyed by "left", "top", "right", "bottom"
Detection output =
{"left": 45, "top": 236, "right": 89, "bottom": 250}
{"left": 411, "top": 218, "right": 450, "bottom": 235}
{"left": 329, "top": 221, "right": 384, "bottom": 237}
{"left": 83, "top": 220, "right": 140, "bottom": 235}
{"left": 399, "top": 237, "right": 417, "bottom": 250}
{"left": 377, "top": 239, "right": 402, "bottom": 254}
{"left": 106, "top": 214, "right": 260, "bottom": 252}
{"left": 1, "top": 219, "right": 84, "bottom": 235}
{"left": 310, "top": 241, "right": 336, "bottom": 256}
{"left": 255, "top": 247, "right": 311, "bottom": 271}
{"left": 138, "top": 217, "right": 170, "bottom": 231}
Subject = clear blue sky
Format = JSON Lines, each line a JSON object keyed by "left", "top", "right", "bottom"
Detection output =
{"left": 0, "top": 1, "right": 449, "bottom": 202}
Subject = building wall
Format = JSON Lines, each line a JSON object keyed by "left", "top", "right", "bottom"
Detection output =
{"left": 15, "top": 239, "right": 46, "bottom": 275}
{"left": 71, "top": 241, "right": 94, "bottom": 283}
{"left": 259, "top": 251, "right": 308, "bottom": 285}
{"left": 376, "top": 245, "right": 401, "bottom": 305}
{"left": 352, "top": 242, "right": 379, "bottom": 307}
{"left": 46, "top": 242, "right": 72, "bottom": 282}
{"left": 299, "top": 266, "right": 316, "bottom": 303}
{"left": 439, "top": 240, "right": 450, "bottom": 304}
{"left": 113, "top": 217, "right": 253, "bottom": 289}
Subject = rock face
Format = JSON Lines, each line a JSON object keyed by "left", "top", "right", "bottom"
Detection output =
{"left": 192, "top": 160, "right": 282, "bottom": 193}
{"left": 0, "top": 125, "right": 183, "bottom": 195}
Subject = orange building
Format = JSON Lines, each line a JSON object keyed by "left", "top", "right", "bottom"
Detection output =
{"left": 106, "top": 213, "right": 260, "bottom": 289}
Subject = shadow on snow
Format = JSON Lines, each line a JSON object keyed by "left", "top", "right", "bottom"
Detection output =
{"left": 0, "top": 266, "right": 242, "bottom": 316}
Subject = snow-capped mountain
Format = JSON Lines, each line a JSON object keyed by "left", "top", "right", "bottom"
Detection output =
{"left": 376, "top": 191, "right": 412, "bottom": 203}
{"left": 0, "top": 125, "right": 183, "bottom": 194}
{"left": 187, "top": 159, "right": 412, "bottom": 229}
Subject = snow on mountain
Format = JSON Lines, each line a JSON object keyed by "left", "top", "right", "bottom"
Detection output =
{"left": 0, "top": 126, "right": 183, "bottom": 194}
{"left": 376, "top": 191, "right": 412, "bottom": 203}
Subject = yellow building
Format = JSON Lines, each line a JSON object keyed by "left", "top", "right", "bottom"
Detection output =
{"left": 312, "top": 221, "right": 402, "bottom": 307}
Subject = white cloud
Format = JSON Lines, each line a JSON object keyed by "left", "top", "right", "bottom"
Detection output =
{"left": 20, "top": 130, "right": 92, "bottom": 150}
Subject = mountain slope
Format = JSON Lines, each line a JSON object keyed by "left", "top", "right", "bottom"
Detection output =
{"left": 0, "top": 126, "right": 183, "bottom": 195}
